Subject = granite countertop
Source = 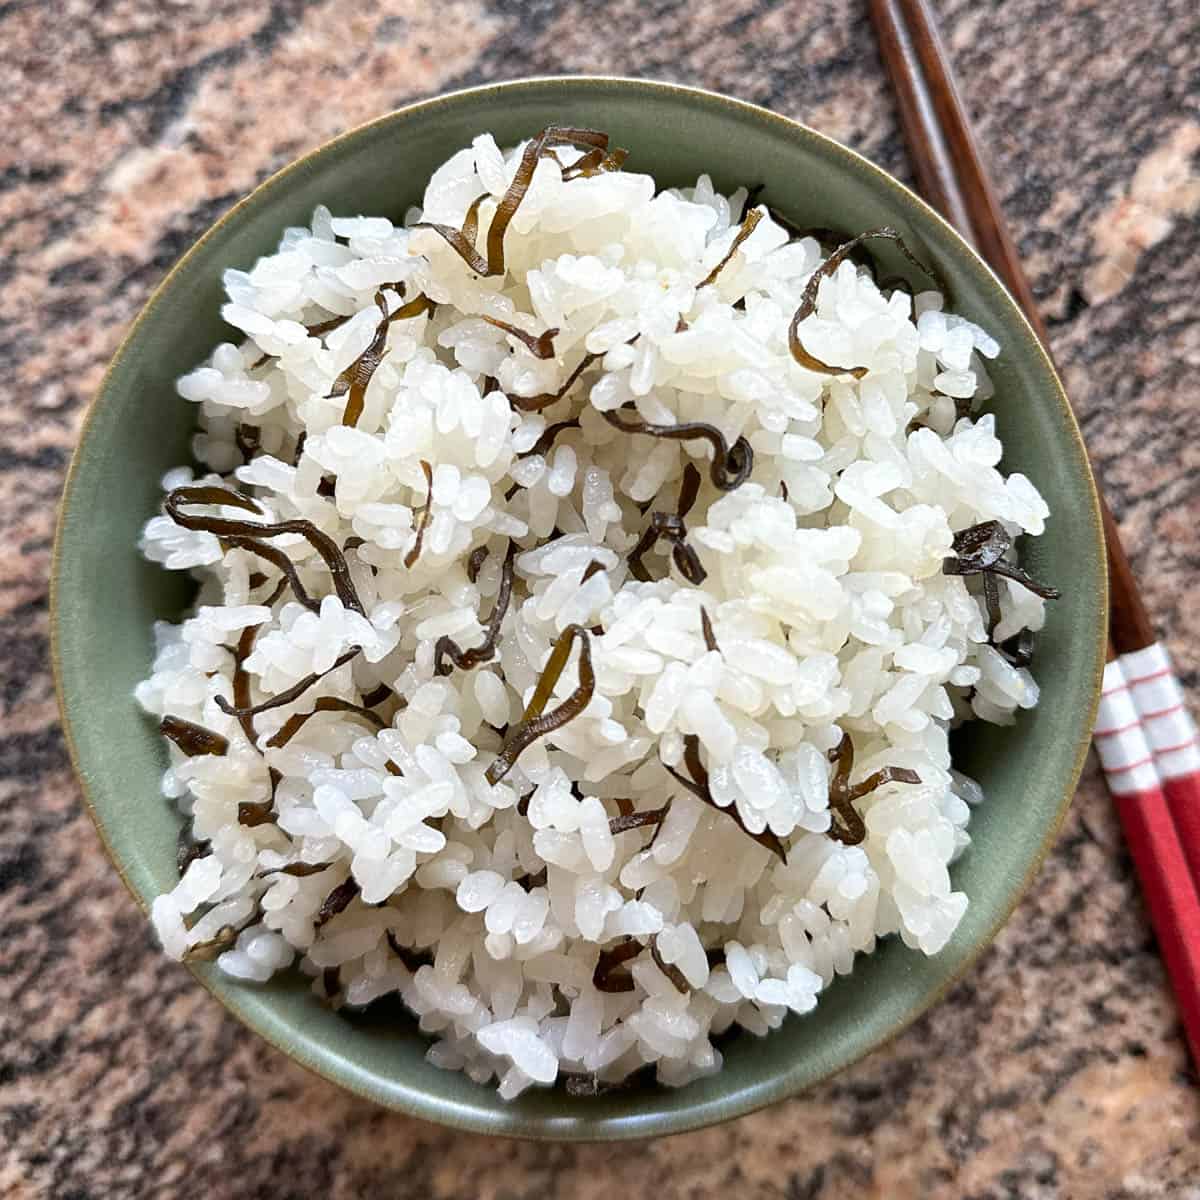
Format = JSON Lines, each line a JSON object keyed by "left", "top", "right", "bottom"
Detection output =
{"left": 3, "top": 0, "right": 1199, "bottom": 1195}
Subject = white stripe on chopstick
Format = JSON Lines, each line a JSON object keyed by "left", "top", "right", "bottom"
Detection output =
{"left": 1119, "top": 643, "right": 1200, "bottom": 780}
{"left": 1096, "top": 659, "right": 1162, "bottom": 795}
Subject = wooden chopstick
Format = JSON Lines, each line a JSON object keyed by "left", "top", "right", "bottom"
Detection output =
{"left": 868, "top": 0, "right": 1200, "bottom": 1068}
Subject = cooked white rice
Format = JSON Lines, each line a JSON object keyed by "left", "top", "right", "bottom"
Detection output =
{"left": 138, "top": 130, "right": 1049, "bottom": 1097}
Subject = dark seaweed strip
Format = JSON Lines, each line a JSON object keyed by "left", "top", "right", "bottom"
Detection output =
{"left": 669, "top": 537, "right": 706, "bottom": 586}
{"left": 601, "top": 406, "right": 752, "bottom": 492}
{"left": 260, "top": 576, "right": 289, "bottom": 607}
{"left": 167, "top": 484, "right": 263, "bottom": 515}
{"left": 182, "top": 926, "right": 241, "bottom": 962}
{"left": 627, "top": 512, "right": 707, "bottom": 586}
{"left": 361, "top": 682, "right": 394, "bottom": 708}
{"left": 165, "top": 486, "right": 366, "bottom": 615}
{"left": 466, "top": 544, "right": 489, "bottom": 584}
{"left": 315, "top": 877, "right": 360, "bottom": 928}
{"left": 555, "top": 146, "right": 596, "bottom": 177}
{"left": 947, "top": 552, "right": 1061, "bottom": 600}
{"left": 780, "top": 480, "right": 790, "bottom": 502}
{"left": 160, "top": 715, "right": 229, "bottom": 757}
{"left": 248, "top": 571, "right": 268, "bottom": 590}
{"left": 411, "top": 189, "right": 495, "bottom": 276}
{"left": 510, "top": 352, "right": 600, "bottom": 414}
{"left": 517, "top": 867, "right": 548, "bottom": 893}
{"left": 788, "top": 227, "right": 941, "bottom": 379}
{"left": 215, "top": 648, "right": 360, "bottom": 720}
{"left": 265, "top": 696, "right": 387, "bottom": 749}
{"left": 483, "top": 315, "right": 559, "bottom": 360}
{"left": 676, "top": 462, "right": 702, "bottom": 520}
{"left": 700, "top": 607, "right": 720, "bottom": 654}
{"left": 268, "top": 765, "right": 282, "bottom": 799}
{"left": 485, "top": 625, "right": 594, "bottom": 786}
{"left": 941, "top": 520, "right": 1060, "bottom": 600}
{"left": 792, "top": 342, "right": 868, "bottom": 379}
{"left": 460, "top": 193, "right": 488, "bottom": 249}
{"left": 415, "top": 127, "right": 610, "bottom": 276}
{"left": 608, "top": 804, "right": 670, "bottom": 837}
{"left": 386, "top": 292, "right": 436, "bottom": 324}
{"left": 620, "top": 460, "right": 704, "bottom": 580}
{"left": 664, "top": 735, "right": 787, "bottom": 862}
{"left": 522, "top": 417, "right": 582, "bottom": 461}
{"left": 560, "top": 144, "right": 629, "bottom": 181}
{"left": 825, "top": 735, "right": 865, "bottom": 845}
{"left": 982, "top": 572, "right": 1002, "bottom": 638}
{"left": 237, "top": 799, "right": 274, "bottom": 827}
{"left": 329, "top": 288, "right": 434, "bottom": 430}
{"left": 385, "top": 759, "right": 404, "bottom": 778}
{"left": 593, "top": 938, "right": 642, "bottom": 993}
{"left": 306, "top": 313, "right": 353, "bottom": 338}
{"left": 602, "top": 147, "right": 630, "bottom": 173}
{"left": 481, "top": 127, "right": 608, "bottom": 274}
{"left": 826, "top": 733, "right": 921, "bottom": 846}
{"left": 177, "top": 820, "right": 210, "bottom": 877}
{"left": 249, "top": 311, "right": 353, "bottom": 369}
{"left": 626, "top": 518, "right": 665, "bottom": 583}
{"left": 947, "top": 519, "right": 1009, "bottom": 568}
{"left": 846, "top": 766, "right": 922, "bottom": 802}
{"left": 343, "top": 535, "right": 365, "bottom": 553}
{"left": 386, "top": 931, "right": 434, "bottom": 973}
{"left": 581, "top": 559, "right": 607, "bottom": 584}
{"left": 698, "top": 207, "right": 764, "bottom": 289}
{"left": 235, "top": 423, "right": 262, "bottom": 464}
{"left": 226, "top": 536, "right": 321, "bottom": 613}
{"left": 997, "top": 627, "right": 1036, "bottom": 669}
{"left": 181, "top": 901, "right": 262, "bottom": 963}
{"left": 317, "top": 476, "right": 336, "bottom": 498}
{"left": 614, "top": 796, "right": 635, "bottom": 818}
{"left": 292, "top": 431, "right": 307, "bottom": 466}
{"left": 404, "top": 460, "right": 434, "bottom": 569}
{"left": 231, "top": 623, "right": 261, "bottom": 745}
{"left": 322, "top": 967, "right": 341, "bottom": 1001}
{"left": 332, "top": 292, "right": 390, "bottom": 428}
{"left": 434, "top": 543, "right": 516, "bottom": 677}
{"left": 649, "top": 939, "right": 691, "bottom": 994}
{"left": 411, "top": 217, "right": 490, "bottom": 276}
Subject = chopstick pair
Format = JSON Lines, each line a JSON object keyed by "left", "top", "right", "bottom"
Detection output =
{"left": 868, "top": 0, "right": 1200, "bottom": 1067}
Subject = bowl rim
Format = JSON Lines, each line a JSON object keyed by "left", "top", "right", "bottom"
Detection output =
{"left": 51, "top": 74, "right": 1106, "bottom": 1140}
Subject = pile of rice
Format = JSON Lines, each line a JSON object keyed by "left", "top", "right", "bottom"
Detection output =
{"left": 139, "top": 129, "right": 1049, "bottom": 1097}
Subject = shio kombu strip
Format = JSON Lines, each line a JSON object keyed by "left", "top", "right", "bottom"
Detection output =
{"left": 602, "top": 408, "right": 752, "bottom": 492}
{"left": 664, "top": 735, "right": 787, "bottom": 862}
{"left": 485, "top": 624, "right": 594, "bottom": 785}
{"left": 788, "top": 227, "right": 941, "bottom": 378}
{"left": 434, "top": 543, "right": 517, "bottom": 677}
{"left": 826, "top": 732, "right": 921, "bottom": 846}
{"left": 414, "top": 126, "right": 616, "bottom": 277}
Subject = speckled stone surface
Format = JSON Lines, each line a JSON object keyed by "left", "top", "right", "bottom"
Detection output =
{"left": 3, "top": 0, "right": 1199, "bottom": 1195}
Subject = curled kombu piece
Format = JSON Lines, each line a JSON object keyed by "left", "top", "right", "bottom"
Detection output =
{"left": 486, "top": 625, "right": 594, "bottom": 785}
{"left": 602, "top": 408, "right": 752, "bottom": 492}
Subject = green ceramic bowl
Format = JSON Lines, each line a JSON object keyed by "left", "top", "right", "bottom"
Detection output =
{"left": 52, "top": 77, "right": 1106, "bottom": 1140}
